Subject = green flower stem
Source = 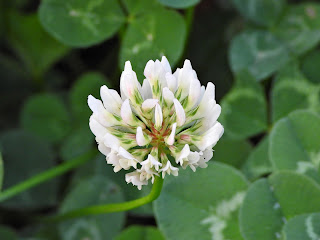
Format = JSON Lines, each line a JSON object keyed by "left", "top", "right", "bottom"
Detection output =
{"left": 0, "top": 150, "right": 98, "bottom": 203}
{"left": 45, "top": 176, "right": 164, "bottom": 223}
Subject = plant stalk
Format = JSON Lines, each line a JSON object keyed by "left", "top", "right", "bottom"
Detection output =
{"left": 44, "top": 176, "right": 164, "bottom": 222}
{"left": 0, "top": 150, "right": 97, "bottom": 203}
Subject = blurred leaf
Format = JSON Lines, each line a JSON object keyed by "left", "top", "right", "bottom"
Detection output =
{"left": 271, "top": 67, "right": 320, "bottom": 122}
{"left": 239, "top": 179, "right": 283, "bottom": 240}
{"left": 0, "top": 152, "right": 3, "bottom": 191}
{"left": 269, "top": 172, "right": 320, "bottom": 218}
{"left": 157, "top": 0, "right": 200, "bottom": 9}
{"left": 71, "top": 155, "right": 111, "bottom": 186}
{"left": 230, "top": 0, "right": 286, "bottom": 27}
{"left": 0, "top": 130, "right": 58, "bottom": 209}
{"left": 155, "top": 163, "right": 248, "bottom": 240}
{"left": 33, "top": 224, "right": 60, "bottom": 240}
{"left": 59, "top": 175, "right": 125, "bottom": 240}
{"left": 275, "top": 60, "right": 301, "bottom": 80}
{"left": 7, "top": 12, "right": 68, "bottom": 78}
{"left": 39, "top": 0, "right": 125, "bottom": 47}
{"left": 240, "top": 171, "right": 320, "bottom": 240}
{"left": 220, "top": 71, "right": 268, "bottom": 139}
{"left": 242, "top": 136, "right": 272, "bottom": 181}
{"left": 185, "top": 8, "right": 234, "bottom": 100}
{"left": 44, "top": 69, "right": 69, "bottom": 91}
{"left": 115, "top": 226, "right": 165, "bottom": 240}
{"left": 60, "top": 127, "right": 94, "bottom": 161}
{"left": 20, "top": 238, "right": 45, "bottom": 240}
{"left": 123, "top": 0, "right": 160, "bottom": 15}
{"left": 21, "top": 93, "right": 71, "bottom": 143}
{"left": 7, "top": 0, "right": 30, "bottom": 9}
{"left": 0, "top": 54, "right": 27, "bottom": 89}
{"left": 229, "top": 31, "right": 290, "bottom": 81}
{"left": 120, "top": 8, "right": 186, "bottom": 80}
{"left": 62, "top": 72, "right": 106, "bottom": 161}
{"left": 0, "top": 225, "right": 18, "bottom": 240}
{"left": 70, "top": 72, "right": 108, "bottom": 124}
{"left": 0, "top": 54, "right": 31, "bottom": 130}
{"left": 214, "top": 137, "right": 252, "bottom": 168}
{"left": 270, "top": 110, "right": 320, "bottom": 183}
{"left": 0, "top": 6, "right": 4, "bottom": 40}
{"left": 283, "top": 212, "right": 320, "bottom": 240}
{"left": 274, "top": 3, "right": 320, "bottom": 56}
{"left": 0, "top": 54, "right": 29, "bottom": 93}
{"left": 301, "top": 49, "right": 320, "bottom": 84}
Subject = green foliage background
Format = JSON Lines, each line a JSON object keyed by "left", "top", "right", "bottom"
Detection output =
{"left": 1, "top": 0, "right": 320, "bottom": 239}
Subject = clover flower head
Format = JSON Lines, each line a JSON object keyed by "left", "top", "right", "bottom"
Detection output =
{"left": 88, "top": 57, "right": 224, "bottom": 189}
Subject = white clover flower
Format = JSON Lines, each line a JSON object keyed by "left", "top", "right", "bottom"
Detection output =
{"left": 88, "top": 57, "right": 224, "bottom": 189}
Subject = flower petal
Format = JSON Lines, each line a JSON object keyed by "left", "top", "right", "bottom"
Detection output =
{"left": 118, "top": 146, "right": 135, "bottom": 160}
{"left": 100, "top": 85, "right": 122, "bottom": 114}
{"left": 121, "top": 99, "right": 133, "bottom": 123}
{"left": 144, "top": 60, "right": 155, "bottom": 80}
{"left": 120, "top": 61, "right": 143, "bottom": 104}
{"left": 183, "top": 59, "right": 192, "bottom": 70}
{"left": 88, "top": 95, "right": 120, "bottom": 127}
{"left": 165, "top": 73, "right": 177, "bottom": 93}
{"left": 154, "top": 103, "right": 163, "bottom": 129}
{"left": 142, "top": 99, "right": 159, "bottom": 112}
{"left": 89, "top": 116, "right": 108, "bottom": 140}
{"left": 107, "top": 151, "right": 122, "bottom": 172}
{"left": 196, "top": 104, "right": 221, "bottom": 133}
{"left": 176, "top": 144, "right": 190, "bottom": 165}
{"left": 144, "top": 60, "right": 166, "bottom": 83}
{"left": 198, "top": 149, "right": 213, "bottom": 168}
{"left": 173, "top": 99, "right": 186, "bottom": 126}
{"left": 165, "top": 123, "right": 177, "bottom": 145}
{"left": 103, "top": 133, "right": 121, "bottom": 151}
{"left": 194, "top": 122, "right": 224, "bottom": 151}
{"left": 121, "top": 99, "right": 144, "bottom": 128}
{"left": 160, "top": 160, "right": 179, "bottom": 178}
{"left": 136, "top": 126, "right": 152, "bottom": 146}
{"left": 163, "top": 87, "right": 174, "bottom": 104}
{"left": 144, "top": 59, "right": 167, "bottom": 98}
{"left": 161, "top": 56, "right": 172, "bottom": 74}
{"left": 174, "top": 60, "right": 196, "bottom": 100}
{"left": 88, "top": 95, "right": 104, "bottom": 113}
{"left": 125, "top": 171, "right": 148, "bottom": 190}
{"left": 141, "top": 79, "right": 152, "bottom": 99}
{"left": 98, "top": 143, "right": 111, "bottom": 156}
{"left": 188, "top": 151, "right": 200, "bottom": 164}
{"left": 186, "top": 77, "right": 201, "bottom": 110}
{"left": 141, "top": 154, "right": 162, "bottom": 171}
{"left": 199, "top": 82, "right": 215, "bottom": 107}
